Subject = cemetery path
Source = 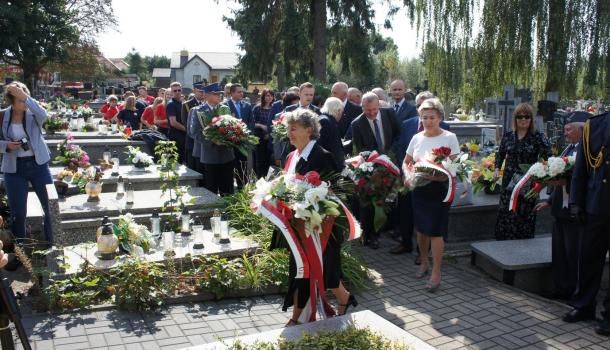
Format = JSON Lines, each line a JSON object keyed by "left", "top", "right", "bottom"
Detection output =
{"left": 13, "top": 235, "right": 610, "bottom": 350}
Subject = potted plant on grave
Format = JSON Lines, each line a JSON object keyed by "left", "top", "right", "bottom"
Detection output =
{"left": 53, "top": 134, "right": 91, "bottom": 172}
{"left": 43, "top": 114, "right": 69, "bottom": 135}
{"left": 470, "top": 153, "right": 502, "bottom": 195}
{"left": 83, "top": 166, "right": 104, "bottom": 202}
{"left": 78, "top": 106, "right": 93, "bottom": 121}
{"left": 126, "top": 146, "right": 154, "bottom": 172}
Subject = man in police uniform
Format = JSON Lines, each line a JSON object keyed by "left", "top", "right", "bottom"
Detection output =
{"left": 182, "top": 82, "right": 205, "bottom": 170}
{"left": 564, "top": 110, "right": 610, "bottom": 335}
{"left": 535, "top": 112, "right": 589, "bottom": 300}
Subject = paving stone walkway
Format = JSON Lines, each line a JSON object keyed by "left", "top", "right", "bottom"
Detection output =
{"left": 13, "top": 236, "right": 610, "bottom": 350}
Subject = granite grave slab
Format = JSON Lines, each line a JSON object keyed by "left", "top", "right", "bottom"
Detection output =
{"left": 46, "top": 138, "right": 148, "bottom": 163}
{"left": 470, "top": 236, "right": 553, "bottom": 293}
{"left": 187, "top": 310, "right": 436, "bottom": 350}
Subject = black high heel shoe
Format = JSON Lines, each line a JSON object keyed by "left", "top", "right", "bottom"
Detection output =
{"left": 338, "top": 294, "right": 358, "bottom": 316}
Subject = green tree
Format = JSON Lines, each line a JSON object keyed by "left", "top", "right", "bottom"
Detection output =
{"left": 47, "top": 43, "right": 112, "bottom": 83}
{"left": 144, "top": 55, "right": 171, "bottom": 72}
{"left": 0, "top": 0, "right": 116, "bottom": 90}
{"left": 125, "top": 48, "right": 148, "bottom": 81}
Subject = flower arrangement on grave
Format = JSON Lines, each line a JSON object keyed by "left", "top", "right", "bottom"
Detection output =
{"left": 460, "top": 140, "right": 480, "bottom": 156}
{"left": 251, "top": 170, "right": 361, "bottom": 322}
{"left": 126, "top": 146, "right": 154, "bottom": 169}
{"left": 403, "top": 147, "right": 471, "bottom": 203}
{"left": 343, "top": 151, "right": 402, "bottom": 231}
{"left": 81, "top": 123, "right": 97, "bottom": 132}
{"left": 271, "top": 113, "right": 289, "bottom": 142}
{"left": 53, "top": 134, "right": 90, "bottom": 171}
{"left": 77, "top": 106, "right": 93, "bottom": 121}
{"left": 469, "top": 153, "right": 503, "bottom": 194}
{"left": 112, "top": 212, "right": 153, "bottom": 255}
{"left": 509, "top": 155, "right": 576, "bottom": 211}
{"left": 43, "top": 114, "right": 68, "bottom": 134}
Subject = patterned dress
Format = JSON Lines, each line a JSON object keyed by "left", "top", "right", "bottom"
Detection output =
{"left": 494, "top": 130, "right": 551, "bottom": 240}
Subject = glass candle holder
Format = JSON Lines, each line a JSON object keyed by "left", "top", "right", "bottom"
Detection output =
{"left": 162, "top": 231, "right": 174, "bottom": 252}
{"left": 219, "top": 221, "right": 230, "bottom": 244}
{"left": 210, "top": 216, "right": 221, "bottom": 238}
{"left": 192, "top": 225, "right": 205, "bottom": 249}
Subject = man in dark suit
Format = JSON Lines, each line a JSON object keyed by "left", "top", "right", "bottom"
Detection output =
{"left": 331, "top": 82, "right": 363, "bottom": 138}
{"left": 536, "top": 112, "right": 589, "bottom": 300}
{"left": 390, "top": 91, "right": 450, "bottom": 255}
{"left": 284, "top": 82, "right": 321, "bottom": 115}
{"left": 351, "top": 92, "right": 400, "bottom": 249}
{"left": 182, "top": 82, "right": 205, "bottom": 171}
{"left": 226, "top": 83, "right": 254, "bottom": 190}
{"left": 564, "top": 111, "right": 610, "bottom": 335}
{"left": 390, "top": 79, "right": 418, "bottom": 123}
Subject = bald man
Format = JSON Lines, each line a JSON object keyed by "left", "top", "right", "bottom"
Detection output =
{"left": 332, "top": 82, "right": 363, "bottom": 138}
{"left": 389, "top": 79, "right": 418, "bottom": 123}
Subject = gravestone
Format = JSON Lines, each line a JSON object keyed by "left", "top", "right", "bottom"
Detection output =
{"left": 26, "top": 187, "right": 222, "bottom": 245}
{"left": 50, "top": 165, "right": 203, "bottom": 194}
{"left": 46, "top": 138, "right": 148, "bottom": 163}
{"left": 498, "top": 85, "right": 521, "bottom": 133}
{"left": 44, "top": 131, "right": 125, "bottom": 140}
{"left": 485, "top": 98, "right": 499, "bottom": 120}
{"left": 191, "top": 310, "right": 436, "bottom": 350}
{"left": 470, "top": 236, "right": 553, "bottom": 294}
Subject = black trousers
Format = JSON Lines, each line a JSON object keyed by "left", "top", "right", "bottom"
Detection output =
{"left": 571, "top": 213, "right": 610, "bottom": 317}
{"left": 360, "top": 204, "right": 378, "bottom": 242}
{"left": 552, "top": 217, "right": 580, "bottom": 296}
{"left": 397, "top": 193, "right": 414, "bottom": 249}
{"left": 169, "top": 131, "right": 186, "bottom": 164}
{"left": 203, "top": 162, "right": 234, "bottom": 196}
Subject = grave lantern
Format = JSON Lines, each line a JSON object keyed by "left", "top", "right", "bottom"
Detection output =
{"left": 97, "top": 223, "right": 118, "bottom": 260}
{"left": 219, "top": 214, "right": 230, "bottom": 244}
{"left": 116, "top": 176, "right": 125, "bottom": 195}
{"left": 180, "top": 206, "right": 191, "bottom": 236}
{"left": 150, "top": 209, "right": 161, "bottom": 239}
{"left": 126, "top": 182, "right": 134, "bottom": 204}
{"left": 110, "top": 151, "right": 120, "bottom": 176}
{"left": 103, "top": 146, "right": 111, "bottom": 162}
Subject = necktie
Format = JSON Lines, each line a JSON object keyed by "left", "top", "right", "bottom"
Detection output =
{"left": 235, "top": 102, "right": 241, "bottom": 118}
{"left": 374, "top": 118, "right": 384, "bottom": 151}
{"left": 561, "top": 144, "right": 574, "bottom": 156}
{"left": 418, "top": 121, "right": 424, "bottom": 132}
{"left": 394, "top": 104, "right": 400, "bottom": 113}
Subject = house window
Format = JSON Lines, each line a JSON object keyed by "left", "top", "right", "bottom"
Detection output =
{"left": 192, "top": 75, "right": 201, "bottom": 84}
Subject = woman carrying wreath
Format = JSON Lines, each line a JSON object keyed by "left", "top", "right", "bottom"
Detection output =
{"left": 271, "top": 109, "right": 357, "bottom": 326}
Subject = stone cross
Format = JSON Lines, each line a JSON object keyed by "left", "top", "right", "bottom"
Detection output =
{"left": 498, "top": 85, "right": 521, "bottom": 133}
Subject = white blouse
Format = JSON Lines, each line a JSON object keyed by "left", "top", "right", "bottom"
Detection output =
{"left": 406, "top": 129, "right": 460, "bottom": 162}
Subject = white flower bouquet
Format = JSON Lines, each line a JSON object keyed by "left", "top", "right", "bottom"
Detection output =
{"left": 126, "top": 146, "right": 154, "bottom": 169}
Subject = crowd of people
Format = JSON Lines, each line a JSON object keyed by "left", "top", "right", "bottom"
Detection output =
{"left": 3, "top": 78, "right": 610, "bottom": 334}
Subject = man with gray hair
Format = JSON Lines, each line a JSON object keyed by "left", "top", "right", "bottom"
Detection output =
{"left": 351, "top": 92, "right": 401, "bottom": 249}
{"left": 347, "top": 87, "right": 362, "bottom": 106}
{"left": 332, "top": 82, "right": 363, "bottom": 138}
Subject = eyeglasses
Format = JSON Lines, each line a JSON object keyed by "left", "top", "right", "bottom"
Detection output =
{"left": 172, "top": 89, "right": 182, "bottom": 93}
{"left": 516, "top": 115, "right": 531, "bottom": 120}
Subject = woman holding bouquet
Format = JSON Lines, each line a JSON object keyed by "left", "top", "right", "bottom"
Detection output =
{"left": 494, "top": 103, "right": 550, "bottom": 240}
{"left": 403, "top": 98, "right": 459, "bottom": 292}
{"left": 274, "top": 109, "right": 357, "bottom": 325}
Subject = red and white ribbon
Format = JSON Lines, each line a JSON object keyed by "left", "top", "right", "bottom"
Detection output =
{"left": 509, "top": 174, "right": 532, "bottom": 212}
{"left": 419, "top": 160, "right": 456, "bottom": 202}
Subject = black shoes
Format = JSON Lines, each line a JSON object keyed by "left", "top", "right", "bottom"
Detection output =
{"left": 563, "top": 308, "right": 596, "bottom": 323}
{"left": 4, "top": 254, "right": 22, "bottom": 272}
{"left": 595, "top": 319, "right": 610, "bottom": 336}
{"left": 338, "top": 294, "right": 358, "bottom": 316}
{"left": 389, "top": 244, "right": 413, "bottom": 254}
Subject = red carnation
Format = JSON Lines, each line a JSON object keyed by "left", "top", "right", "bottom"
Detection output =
{"left": 357, "top": 178, "right": 367, "bottom": 188}
{"left": 303, "top": 171, "right": 322, "bottom": 186}
{"left": 218, "top": 127, "right": 225, "bottom": 133}
{"left": 432, "top": 146, "right": 452, "bottom": 158}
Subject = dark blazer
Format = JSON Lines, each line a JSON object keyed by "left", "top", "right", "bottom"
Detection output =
{"left": 289, "top": 142, "right": 336, "bottom": 176}
{"left": 181, "top": 98, "right": 202, "bottom": 152}
{"left": 226, "top": 99, "right": 254, "bottom": 129}
{"left": 392, "top": 99, "right": 418, "bottom": 123}
{"left": 548, "top": 144, "right": 578, "bottom": 218}
{"left": 338, "top": 101, "right": 362, "bottom": 138}
{"left": 271, "top": 100, "right": 283, "bottom": 117}
{"left": 350, "top": 109, "right": 400, "bottom": 155}
{"left": 318, "top": 113, "right": 345, "bottom": 171}
{"left": 570, "top": 112, "right": 610, "bottom": 216}
{"left": 284, "top": 103, "right": 321, "bottom": 115}
{"left": 395, "top": 117, "right": 450, "bottom": 166}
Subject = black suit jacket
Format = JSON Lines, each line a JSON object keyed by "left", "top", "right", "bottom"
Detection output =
{"left": 338, "top": 101, "right": 362, "bottom": 138}
{"left": 318, "top": 114, "right": 345, "bottom": 172}
{"left": 284, "top": 103, "right": 321, "bottom": 115}
{"left": 350, "top": 109, "right": 400, "bottom": 155}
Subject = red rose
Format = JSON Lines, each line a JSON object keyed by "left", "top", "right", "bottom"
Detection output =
{"left": 356, "top": 178, "right": 367, "bottom": 188}
{"left": 218, "top": 127, "right": 225, "bottom": 133}
{"left": 304, "top": 171, "right": 322, "bottom": 186}
{"left": 432, "top": 146, "right": 452, "bottom": 158}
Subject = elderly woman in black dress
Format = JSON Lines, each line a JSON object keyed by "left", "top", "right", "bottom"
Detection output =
{"left": 494, "top": 103, "right": 551, "bottom": 240}
{"left": 272, "top": 109, "right": 356, "bottom": 325}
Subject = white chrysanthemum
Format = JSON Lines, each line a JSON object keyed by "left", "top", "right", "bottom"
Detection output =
{"left": 547, "top": 157, "right": 566, "bottom": 178}
{"left": 304, "top": 185, "right": 328, "bottom": 211}
{"left": 528, "top": 162, "right": 548, "bottom": 178}
{"left": 567, "top": 154, "right": 576, "bottom": 165}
